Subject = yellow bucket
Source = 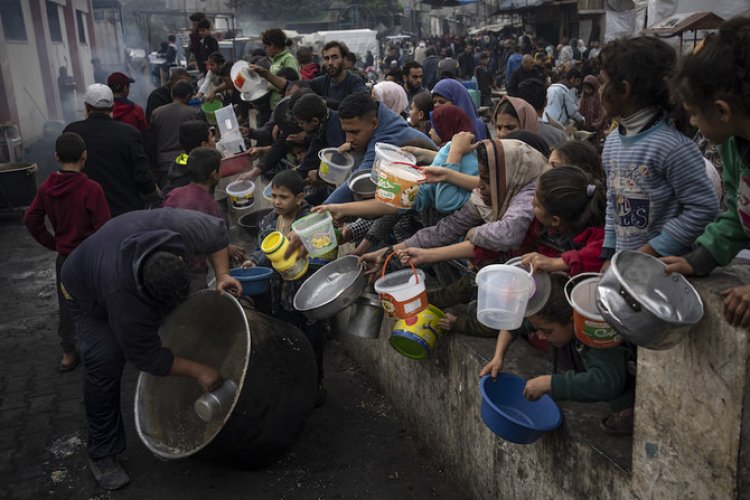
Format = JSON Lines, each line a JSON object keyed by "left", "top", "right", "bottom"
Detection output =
{"left": 389, "top": 305, "right": 444, "bottom": 360}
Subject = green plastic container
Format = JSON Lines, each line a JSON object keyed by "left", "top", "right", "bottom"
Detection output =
{"left": 201, "top": 99, "right": 224, "bottom": 125}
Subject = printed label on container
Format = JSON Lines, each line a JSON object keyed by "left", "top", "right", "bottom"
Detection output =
{"left": 320, "top": 162, "right": 329, "bottom": 175}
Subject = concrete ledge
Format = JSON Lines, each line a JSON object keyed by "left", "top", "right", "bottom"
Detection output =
{"left": 335, "top": 261, "right": 750, "bottom": 499}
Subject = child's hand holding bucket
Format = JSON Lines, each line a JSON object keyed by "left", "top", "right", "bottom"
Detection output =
{"left": 521, "top": 252, "right": 568, "bottom": 273}
{"left": 523, "top": 375, "right": 552, "bottom": 401}
{"left": 396, "top": 247, "right": 433, "bottom": 267}
{"left": 337, "top": 142, "right": 352, "bottom": 154}
{"left": 284, "top": 231, "right": 308, "bottom": 260}
{"left": 438, "top": 312, "right": 458, "bottom": 331}
{"left": 313, "top": 204, "right": 349, "bottom": 224}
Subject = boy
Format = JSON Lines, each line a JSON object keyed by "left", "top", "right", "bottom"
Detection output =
{"left": 162, "top": 120, "right": 216, "bottom": 196}
{"left": 474, "top": 52, "right": 493, "bottom": 108}
{"left": 244, "top": 171, "right": 326, "bottom": 405}
{"left": 197, "top": 52, "right": 230, "bottom": 102}
{"left": 163, "top": 147, "right": 245, "bottom": 289}
{"left": 195, "top": 18, "right": 218, "bottom": 74}
{"left": 23, "top": 132, "right": 111, "bottom": 372}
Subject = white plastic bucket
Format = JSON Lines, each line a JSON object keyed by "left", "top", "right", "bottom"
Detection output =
{"left": 564, "top": 273, "right": 622, "bottom": 349}
{"left": 475, "top": 264, "right": 535, "bottom": 330}
{"left": 225, "top": 180, "right": 255, "bottom": 208}
{"left": 374, "top": 162, "right": 424, "bottom": 208}
{"left": 373, "top": 254, "right": 428, "bottom": 319}
{"left": 318, "top": 148, "right": 354, "bottom": 186}
{"left": 372, "top": 143, "right": 416, "bottom": 181}
{"left": 291, "top": 211, "right": 338, "bottom": 257}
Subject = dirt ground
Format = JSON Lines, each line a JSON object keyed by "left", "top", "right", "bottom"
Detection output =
{"left": 0, "top": 211, "right": 467, "bottom": 500}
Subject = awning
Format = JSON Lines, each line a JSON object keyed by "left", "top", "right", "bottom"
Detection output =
{"left": 489, "top": 0, "right": 553, "bottom": 15}
{"left": 641, "top": 11, "right": 724, "bottom": 36}
{"left": 422, "top": 0, "right": 477, "bottom": 6}
{"left": 468, "top": 22, "right": 513, "bottom": 34}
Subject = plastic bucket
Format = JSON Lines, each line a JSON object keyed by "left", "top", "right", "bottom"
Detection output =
{"left": 565, "top": 273, "right": 623, "bottom": 349}
{"left": 262, "top": 183, "right": 273, "bottom": 202}
{"left": 505, "top": 257, "right": 551, "bottom": 316}
{"left": 372, "top": 143, "right": 416, "bottom": 182}
{"left": 229, "top": 267, "right": 274, "bottom": 296}
{"left": 201, "top": 99, "right": 224, "bottom": 125}
{"left": 318, "top": 148, "right": 354, "bottom": 186}
{"left": 390, "top": 305, "right": 444, "bottom": 359}
{"left": 291, "top": 211, "right": 338, "bottom": 258}
{"left": 475, "top": 264, "right": 535, "bottom": 330}
{"left": 348, "top": 170, "right": 377, "bottom": 200}
{"left": 374, "top": 162, "right": 424, "bottom": 209}
{"left": 226, "top": 180, "right": 255, "bottom": 208}
{"left": 479, "top": 374, "right": 563, "bottom": 444}
{"left": 374, "top": 254, "right": 427, "bottom": 319}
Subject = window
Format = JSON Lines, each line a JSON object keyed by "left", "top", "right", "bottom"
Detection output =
{"left": 46, "top": 1, "right": 62, "bottom": 43}
{"left": 75, "top": 10, "right": 86, "bottom": 44}
{"left": 0, "top": 0, "right": 28, "bottom": 41}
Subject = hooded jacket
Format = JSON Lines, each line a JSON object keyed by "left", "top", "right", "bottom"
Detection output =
{"left": 113, "top": 96, "right": 148, "bottom": 132}
{"left": 24, "top": 171, "right": 111, "bottom": 255}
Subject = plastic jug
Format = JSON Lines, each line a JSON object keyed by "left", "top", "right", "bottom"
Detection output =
{"left": 261, "top": 231, "right": 309, "bottom": 281}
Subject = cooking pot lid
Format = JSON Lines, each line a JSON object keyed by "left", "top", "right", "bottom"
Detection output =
{"left": 293, "top": 255, "right": 364, "bottom": 311}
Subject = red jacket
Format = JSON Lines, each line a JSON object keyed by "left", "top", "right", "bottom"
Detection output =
{"left": 24, "top": 171, "right": 111, "bottom": 255}
{"left": 113, "top": 97, "right": 148, "bottom": 132}
{"left": 300, "top": 63, "right": 320, "bottom": 80}
{"left": 474, "top": 218, "right": 605, "bottom": 276}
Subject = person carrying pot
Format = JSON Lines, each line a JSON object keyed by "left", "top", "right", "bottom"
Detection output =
{"left": 60, "top": 208, "right": 241, "bottom": 490}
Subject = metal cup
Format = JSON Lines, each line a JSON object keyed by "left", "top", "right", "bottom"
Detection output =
{"left": 194, "top": 379, "right": 238, "bottom": 423}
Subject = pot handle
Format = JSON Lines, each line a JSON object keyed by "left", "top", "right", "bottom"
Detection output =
{"left": 618, "top": 285, "right": 642, "bottom": 312}
{"left": 381, "top": 251, "right": 419, "bottom": 284}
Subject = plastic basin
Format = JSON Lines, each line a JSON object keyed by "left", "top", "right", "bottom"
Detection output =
{"left": 479, "top": 374, "right": 562, "bottom": 444}
{"left": 318, "top": 148, "right": 354, "bottom": 186}
{"left": 229, "top": 267, "right": 273, "bottom": 296}
{"left": 201, "top": 99, "right": 224, "bottom": 125}
{"left": 291, "top": 211, "right": 338, "bottom": 258}
{"left": 475, "top": 264, "right": 534, "bottom": 330}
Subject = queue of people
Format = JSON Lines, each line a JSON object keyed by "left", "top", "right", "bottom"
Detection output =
{"left": 21, "top": 13, "right": 750, "bottom": 492}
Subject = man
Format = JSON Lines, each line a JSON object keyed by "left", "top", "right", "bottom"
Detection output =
{"left": 458, "top": 44, "right": 475, "bottom": 80}
{"left": 60, "top": 208, "right": 241, "bottom": 490}
{"left": 64, "top": 84, "right": 159, "bottom": 216}
{"left": 255, "top": 42, "right": 368, "bottom": 111}
{"left": 343, "top": 51, "right": 367, "bottom": 83}
{"left": 91, "top": 58, "right": 107, "bottom": 84}
{"left": 421, "top": 47, "right": 440, "bottom": 90}
{"left": 196, "top": 17, "right": 218, "bottom": 74}
{"left": 402, "top": 61, "right": 425, "bottom": 106}
{"left": 150, "top": 80, "right": 204, "bottom": 187}
{"left": 383, "top": 45, "right": 400, "bottom": 71}
{"left": 504, "top": 44, "right": 523, "bottom": 85}
{"left": 146, "top": 68, "right": 191, "bottom": 122}
{"left": 505, "top": 54, "right": 547, "bottom": 97}
{"left": 517, "top": 78, "right": 568, "bottom": 149}
{"left": 323, "top": 93, "right": 435, "bottom": 204}
{"left": 414, "top": 41, "right": 427, "bottom": 64}
{"left": 188, "top": 12, "right": 205, "bottom": 70}
{"left": 543, "top": 68, "right": 585, "bottom": 126}
{"left": 292, "top": 92, "right": 346, "bottom": 186}
{"left": 108, "top": 72, "right": 148, "bottom": 132}
{"left": 437, "top": 48, "right": 459, "bottom": 80}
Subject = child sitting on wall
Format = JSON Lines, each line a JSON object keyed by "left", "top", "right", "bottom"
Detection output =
{"left": 480, "top": 273, "right": 634, "bottom": 434}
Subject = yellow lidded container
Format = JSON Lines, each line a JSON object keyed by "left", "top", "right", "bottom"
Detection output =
{"left": 261, "top": 231, "right": 309, "bottom": 281}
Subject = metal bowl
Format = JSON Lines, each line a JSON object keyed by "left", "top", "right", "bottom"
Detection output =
{"left": 293, "top": 255, "right": 366, "bottom": 320}
{"left": 595, "top": 250, "right": 704, "bottom": 350}
{"left": 237, "top": 208, "right": 272, "bottom": 246}
{"left": 347, "top": 170, "right": 376, "bottom": 199}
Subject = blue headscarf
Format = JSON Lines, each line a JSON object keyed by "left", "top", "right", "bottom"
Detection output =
{"left": 431, "top": 79, "right": 488, "bottom": 140}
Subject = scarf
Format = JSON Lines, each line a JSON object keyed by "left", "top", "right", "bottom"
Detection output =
{"left": 495, "top": 95, "right": 540, "bottom": 134}
{"left": 430, "top": 103, "right": 474, "bottom": 145}
{"left": 432, "top": 79, "right": 488, "bottom": 140}
{"left": 372, "top": 81, "right": 409, "bottom": 115}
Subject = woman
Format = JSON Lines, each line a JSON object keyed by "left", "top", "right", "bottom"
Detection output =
{"left": 372, "top": 81, "right": 410, "bottom": 117}
{"left": 578, "top": 75, "right": 608, "bottom": 135}
{"left": 431, "top": 79, "right": 489, "bottom": 140}
{"left": 261, "top": 28, "right": 299, "bottom": 108}
{"left": 493, "top": 95, "right": 539, "bottom": 137}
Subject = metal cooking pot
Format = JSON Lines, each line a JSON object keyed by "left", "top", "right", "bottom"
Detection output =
{"left": 237, "top": 208, "right": 272, "bottom": 246}
{"left": 348, "top": 293, "right": 384, "bottom": 339}
{"left": 595, "top": 251, "right": 704, "bottom": 350}
{"left": 135, "top": 291, "right": 317, "bottom": 468}
{"left": 293, "top": 255, "right": 366, "bottom": 320}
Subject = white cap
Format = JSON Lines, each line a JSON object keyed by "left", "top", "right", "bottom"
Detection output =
{"left": 84, "top": 83, "right": 114, "bottom": 109}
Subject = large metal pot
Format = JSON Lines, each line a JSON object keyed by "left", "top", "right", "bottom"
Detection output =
{"left": 348, "top": 293, "right": 384, "bottom": 339}
{"left": 595, "top": 251, "right": 704, "bottom": 350}
{"left": 0, "top": 163, "right": 37, "bottom": 209}
{"left": 293, "top": 255, "right": 366, "bottom": 320}
{"left": 134, "top": 290, "right": 317, "bottom": 469}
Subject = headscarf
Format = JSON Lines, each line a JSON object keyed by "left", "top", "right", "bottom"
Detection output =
{"left": 579, "top": 74, "right": 606, "bottom": 131}
{"left": 503, "top": 130, "right": 550, "bottom": 158}
{"left": 494, "top": 95, "right": 539, "bottom": 134}
{"left": 470, "top": 138, "right": 549, "bottom": 222}
{"left": 431, "top": 79, "right": 488, "bottom": 140}
{"left": 372, "top": 81, "right": 409, "bottom": 115}
{"left": 430, "top": 103, "right": 473, "bottom": 146}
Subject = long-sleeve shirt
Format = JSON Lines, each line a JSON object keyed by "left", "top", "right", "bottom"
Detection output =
{"left": 544, "top": 83, "right": 584, "bottom": 124}
{"left": 403, "top": 182, "right": 535, "bottom": 251}
{"left": 601, "top": 120, "right": 720, "bottom": 256}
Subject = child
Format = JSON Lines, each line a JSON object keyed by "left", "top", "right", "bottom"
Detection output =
{"left": 162, "top": 120, "right": 216, "bottom": 196}
{"left": 23, "top": 132, "right": 111, "bottom": 371}
{"left": 663, "top": 16, "right": 750, "bottom": 327}
{"left": 474, "top": 52, "right": 493, "bottom": 108}
{"left": 409, "top": 90, "right": 433, "bottom": 136}
{"left": 243, "top": 171, "right": 327, "bottom": 404}
{"left": 162, "top": 147, "right": 245, "bottom": 290}
{"left": 547, "top": 140, "right": 604, "bottom": 181}
{"left": 197, "top": 52, "right": 229, "bottom": 102}
{"left": 479, "top": 273, "right": 634, "bottom": 434}
{"left": 597, "top": 36, "right": 719, "bottom": 261}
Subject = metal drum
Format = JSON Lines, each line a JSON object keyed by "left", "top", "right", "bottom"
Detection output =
{"left": 135, "top": 290, "right": 317, "bottom": 469}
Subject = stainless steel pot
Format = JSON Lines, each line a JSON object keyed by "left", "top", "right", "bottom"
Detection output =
{"left": 348, "top": 293, "right": 384, "bottom": 339}
{"left": 135, "top": 290, "right": 317, "bottom": 468}
{"left": 595, "top": 250, "right": 704, "bottom": 350}
{"left": 293, "top": 255, "right": 366, "bottom": 320}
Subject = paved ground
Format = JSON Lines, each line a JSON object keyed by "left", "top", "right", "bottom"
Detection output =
{"left": 0, "top": 211, "right": 466, "bottom": 500}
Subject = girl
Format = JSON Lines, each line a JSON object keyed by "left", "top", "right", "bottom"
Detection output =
{"left": 663, "top": 16, "right": 750, "bottom": 327}
{"left": 579, "top": 75, "right": 608, "bottom": 136}
{"left": 409, "top": 91, "right": 434, "bottom": 135}
{"left": 548, "top": 140, "right": 604, "bottom": 181}
{"left": 493, "top": 96, "right": 539, "bottom": 138}
{"left": 479, "top": 273, "right": 633, "bottom": 432}
{"left": 432, "top": 79, "right": 489, "bottom": 139}
{"left": 596, "top": 35, "right": 719, "bottom": 261}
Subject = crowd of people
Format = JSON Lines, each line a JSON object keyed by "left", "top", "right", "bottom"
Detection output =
{"left": 20, "top": 11, "right": 750, "bottom": 492}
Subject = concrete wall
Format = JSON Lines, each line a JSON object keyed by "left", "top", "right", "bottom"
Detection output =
{"left": 336, "top": 262, "right": 750, "bottom": 499}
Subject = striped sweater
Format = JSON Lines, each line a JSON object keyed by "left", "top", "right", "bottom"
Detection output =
{"left": 602, "top": 120, "right": 719, "bottom": 255}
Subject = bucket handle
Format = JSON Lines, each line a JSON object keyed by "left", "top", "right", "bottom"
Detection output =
{"left": 381, "top": 251, "right": 420, "bottom": 284}
{"left": 564, "top": 272, "right": 602, "bottom": 307}
{"left": 507, "top": 260, "right": 534, "bottom": 278}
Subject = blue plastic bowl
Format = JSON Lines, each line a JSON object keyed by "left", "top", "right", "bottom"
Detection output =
{"left": 479, "top": 374, "right": 563, "bottom": 444}
{"left": 229, "top": 267, "right": 274, "bottom": 296}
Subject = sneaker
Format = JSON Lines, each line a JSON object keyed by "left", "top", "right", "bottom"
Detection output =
{"left": 89, "top": 456, "right": 130, "bottom": 490}
{"left": 314, "top": 383, "right": 327, "bottom": 408}
{"left": 600, "top": 407, "right": 634, "bottom": 436}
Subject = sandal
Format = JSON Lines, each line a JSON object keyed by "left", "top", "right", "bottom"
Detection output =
{"left": 600, "top": 406, "right": 634, "bottom": 436}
